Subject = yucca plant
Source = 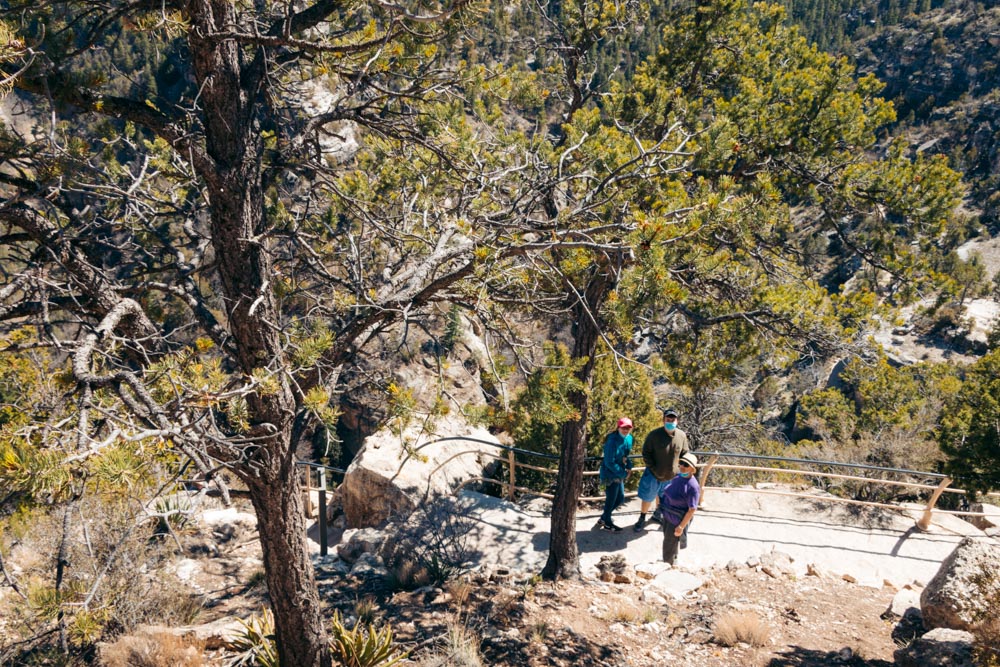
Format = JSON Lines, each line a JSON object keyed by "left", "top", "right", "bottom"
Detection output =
{"left": 227, "top": 608, "right": 278, "bottom": 667}
{"left": 329, "top": 610, "right": 407, "bottom": 667}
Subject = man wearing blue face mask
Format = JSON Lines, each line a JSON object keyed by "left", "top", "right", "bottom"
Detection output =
{"left": 634, "top": 408, "right": 689, "bottom": 532}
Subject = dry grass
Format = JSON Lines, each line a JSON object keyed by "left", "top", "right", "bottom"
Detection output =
{"left": 99, "top": 630, "right": 205, "bottom": 667}
{"left": 415, "top": 623, "right": 484, "bottom": 667}
{"left": 974, "top": 616, "right": 1000, "bottom": 667}
{"left": 529, "top": 621, "right": 549, "bottom": 643}
{"left": 389, "top": 558, "right": 431, "bottom": 591}
{"left": 604, "top": 603, "right": 640, "bottom": 624}
{"left": 641, "top": 606, "right": 660, "bottom": 624}
{"left": 445, "top": 579, "right": 472, "bottom": 607}
{"left": 354, "top": 595, "right": 381, "bottom": 625}
{"left": 713, "top": 610, "right": 771, "bottom": 647}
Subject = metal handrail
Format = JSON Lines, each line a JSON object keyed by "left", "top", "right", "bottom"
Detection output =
{"left": 296, "top": 438, "right": 1000, "bottom": 536}
{"left": 692, "top": 451, "right": 948, "bottom": 478}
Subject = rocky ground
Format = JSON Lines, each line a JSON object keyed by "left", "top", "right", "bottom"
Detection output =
{"left": 5, "top": 485, "right": 986, "bottom": 666}
{"left": 320, "top": 557, "right": 905, "bottom": 667}
{"left": 106, "top": 493, "right": 923, "bottom": 667}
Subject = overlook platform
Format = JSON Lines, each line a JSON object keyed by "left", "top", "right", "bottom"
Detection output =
{"left": 449, "top": 486, "right": 986, "bottom": 586}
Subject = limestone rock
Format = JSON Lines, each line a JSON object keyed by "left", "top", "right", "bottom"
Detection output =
{"left": 893, "top": 628, "right": 975, "bottom": 667}
{"left": 635, "top": 562, "right": 672, "bottom": 580}
{"left": 200, "top": 507, "right": 257, "bottom": 529}
{"left": 130, "top": 618, "right": 245, "bottom": 650}
{"left": 968, "top": 502, "right": 1000, "bottom": 530}
{"left": 921, "top": 536, "right": 1000, "bottom": 631}
{"left": 883, "top": 587, "right": 922, "bottom": 620}
{"left": 350, "top": 552, "right": 388, "bottom": 579}
{"left": 640, "top": 588, "right": 668, "bottom": 605}
{"left": 338, "top": 527, "right": 387, "bottom": 564}
{"left": 646, "top": 570, "right": 703, "bottom": 600}
{"left": 806, "top": 563, "right": 828, "bottom": 578}
{"left": 339, "top": 414, "right": 503, "bottom": 527}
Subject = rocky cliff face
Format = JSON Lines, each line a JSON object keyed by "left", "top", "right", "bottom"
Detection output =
{"left": 853, "top": 4, "right": 1000, "bottom": 114}
{"left": 852, "top": 0, "right": 1000, "bottom": 228}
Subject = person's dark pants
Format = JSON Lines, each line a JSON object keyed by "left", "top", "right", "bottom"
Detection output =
{"left": 601, "top": 479, "right": 625, "bottom": 524}
{"left": 662, "top": 520, "right": 682, "bottom": 564}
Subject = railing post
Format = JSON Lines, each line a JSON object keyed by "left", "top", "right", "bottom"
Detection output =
{"left": 303, "top": 466, "right": 314, "bottom": 519}
{"left": 917, "top": 476, "right": 952, "bottom": 531}
{"left": 698, "top": 454, "right": 719, "bottom": 508}
{"left": 318, "top": 469, "right": 328, "bottom": 557}
{"left": 507, "top": 448, "right": 516, "bottom": 501}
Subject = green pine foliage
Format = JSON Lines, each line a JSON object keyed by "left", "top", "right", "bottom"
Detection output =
{"left": 495, "top": 343, "right": 657, "bottom": 494}
{"left": 794, "top": 355, "right": 961, "bottom": 499}
{"left": 940, "top": 349, "right": 1000, "bottom": 494}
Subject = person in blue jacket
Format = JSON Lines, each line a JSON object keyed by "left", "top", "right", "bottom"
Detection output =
{"left": 596, "top": 417, "right": 634, "bottom": 532}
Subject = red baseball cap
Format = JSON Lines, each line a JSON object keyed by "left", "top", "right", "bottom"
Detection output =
{"left": 617, "top": 418, "right": 633, "bottom": 428}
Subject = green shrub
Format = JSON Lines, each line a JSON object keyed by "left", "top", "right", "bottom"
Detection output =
{"left": 227, "top": 608, "right": 278, "bottom": 667}
{"left": 329, "top": 610, "right": 407, "bottom": 667}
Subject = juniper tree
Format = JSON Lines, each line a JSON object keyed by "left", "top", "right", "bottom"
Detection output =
{"left": 0, "top": 0, "right": 546, "bottom": 662}
{"left": 487, "top": 0, "right": 965, "bottom": 578}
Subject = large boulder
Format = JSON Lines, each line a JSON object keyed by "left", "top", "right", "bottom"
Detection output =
{"left": 338, "top": 414, "right": 503, "bottom": 528}
{"left": 921, "top": 536, "right": 1000, "bottom": 632}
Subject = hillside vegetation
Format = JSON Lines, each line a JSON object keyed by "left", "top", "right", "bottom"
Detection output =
{"left": 2, "top": 0, "right": 1000, "bottom": 663}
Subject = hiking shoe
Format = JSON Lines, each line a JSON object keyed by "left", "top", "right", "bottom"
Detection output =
{"left": 606, "top": 521, "right": 624, "bottom": 533}
{"left": 652, "top": 508, "right": 663, "bottom": 523}
{"left": 633, "top": 515, "right": 647, "bottom": 532}
{"left": 594, "top": 519, "right": 608, "bottom": 531}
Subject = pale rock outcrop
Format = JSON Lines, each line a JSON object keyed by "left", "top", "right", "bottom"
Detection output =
{"left": 142, "top": 618, "right": 246, "bottom": 650}
{"left": 338, "top": 527, "right": 388, "bottom": 564}
{"left": 921, "top": 536, "right": 1000, "bottom": 631}
{"left": 644, "top": 570, "right": 703, "bottom": 600}
{"left": 893, "top": 628, "right": 975, "bottom": 667}
{"left": 968, "top": 502, "right": 1000, "bottom": 531}
{"left": 338, "top": 414, "right": 503, "bottom": 527}
{"left": 884, "top": 586, "right": 922, "bottom": 620}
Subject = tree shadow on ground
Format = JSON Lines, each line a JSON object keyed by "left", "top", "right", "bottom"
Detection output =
{"left": 801, "top": 498, "right": 900, "bottom": 530}
{"left": 481, "top": 627, "right": 624, "bottom": 666}
{"left": 766, "top": 645, "right": 894, "bottom": 666}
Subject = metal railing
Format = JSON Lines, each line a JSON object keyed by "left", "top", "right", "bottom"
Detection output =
{"left": 296, "top": 438, "right": 1000, "bottom": 552}
{"left": 299, "top": 460, "right": 346, "bottom": 556}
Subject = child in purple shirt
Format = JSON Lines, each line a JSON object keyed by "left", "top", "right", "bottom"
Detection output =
{"left": 658, "top": 452, "right": 700, "bottom": 564}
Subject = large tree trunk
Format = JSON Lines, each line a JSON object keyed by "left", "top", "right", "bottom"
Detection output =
{"left": 186, "top": 0, "right": 330, "bottom": 662}
{"left": 248, "top": 465, "right": 330, "bottom": 667}
{"left": 542, "top": 261, "right": 619, "bottom": 579}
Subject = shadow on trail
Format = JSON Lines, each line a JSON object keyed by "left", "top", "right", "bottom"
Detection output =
{"left": 698, "top": 508, "right": 954, "bottom": 540}
{"left": 482, "top": 626, "right": 624, "bottom": 666}
{"left": 574, "top": 522, "right": 657, "bottom": 553}
{"left": 767, "top": 645, "right": 894, "bottom": 667}
{"left": 890, "top": 525, "right": 922, "bottom": 556}
{"left": 798, "top": 499, "right": 900, "bottom": 530}
{"left": 691, "top": 527, "right": 947, "bottom": 563}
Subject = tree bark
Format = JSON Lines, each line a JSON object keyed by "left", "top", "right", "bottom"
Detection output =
{"left": 248, "top": 466, "right": 330, "bottom": 667}
{"left": 184, "top": 0, "right": 331, "bottom": 662}
{"left": 542, "top": 259, "right": 620, "bottom": 580}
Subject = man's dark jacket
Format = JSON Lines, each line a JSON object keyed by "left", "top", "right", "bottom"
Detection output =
{"left": 641, "top": 427, "right": 689, "bottom": 481}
